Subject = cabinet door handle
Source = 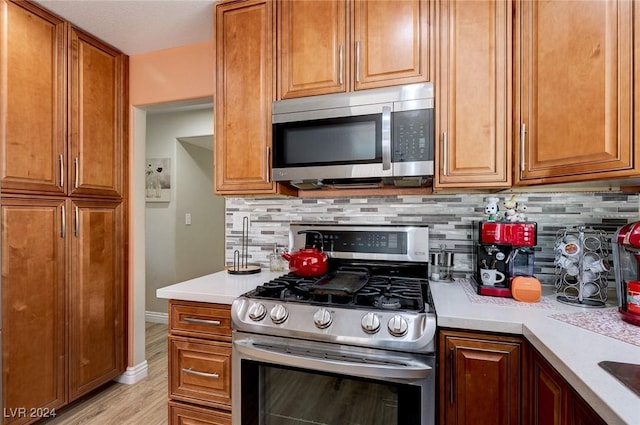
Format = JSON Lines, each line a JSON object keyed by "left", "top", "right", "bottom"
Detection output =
{"left": 61, "top": 204, "right": 66, "bottom": 238}
{"left": 266, "top": 147, "right": 271, "bottom": 183}
{"left": 74, "top": 157, "right": 79, "bottom": 189}
{"left": 184, "top": 317, "right": 222, "bottom": 326}
{"left": 182, "top": 368, "right": 219, "bottom": 379}
{"left": 338, "top": 44, "right": 344, "bottom": 85}
{"left": 520, "top": 123, "right": 526, "bottom": 172}
{"left": 449, "top": 347, "right": 455, "bottom": 405}
{"left": 442, "top": 132, "right": 448, "bottom": 176}
{"left": 59, "top": 154, "right": 64, "bottom": 188}
{"left": 381, "top": 106, "right": 391, "bottom": 170}
{"left": 355, "top": 41, "right": 361, "bottom": 83}
{"left": 74, "top": 205, "right": 79, "bottom": 237}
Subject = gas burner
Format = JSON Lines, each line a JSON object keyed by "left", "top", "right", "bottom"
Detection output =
{"left": 375, "top": 296, "right": 402, "bottom": 310}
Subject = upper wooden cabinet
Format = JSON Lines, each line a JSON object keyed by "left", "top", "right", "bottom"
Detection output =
{"left": 68, "top": 27, "right": 126, "bottom": 198}
{"left": 277, "top": 0, "right": 430, "bottom": 99}
{"left": 0, "top": 1, "right": 126, "bottom": 198}
{"left": 514, "top": 0, "right": 636, "bottom": 185}
{"left": 0, "top": 0, "right": 66, "bottom": 195}
{"left": 434, "top": 0, "right": 512, "bottom": 189}
{"left": 214, "top": 0, "right": 295, "bottom": 195}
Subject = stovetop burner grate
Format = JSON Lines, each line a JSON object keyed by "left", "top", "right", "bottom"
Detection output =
{"left": 247, "top": 272, "right": 431, "bottom": 312}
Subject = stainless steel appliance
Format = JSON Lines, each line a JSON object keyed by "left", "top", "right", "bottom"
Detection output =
{"left": 474, "top": 221, "right": 537, "bottom": 297}
{"left": 271, "top": 83, "right": 434, "bottom": 189}
{"left": 231, "top": 224, "right": 435, "bottom": 425}
{"left": 612, "top": 222, "right": 640, "bottom": 326}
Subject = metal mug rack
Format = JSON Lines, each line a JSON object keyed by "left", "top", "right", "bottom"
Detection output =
{"left": 554, "top": 226, "right": 610, "bottom": 308}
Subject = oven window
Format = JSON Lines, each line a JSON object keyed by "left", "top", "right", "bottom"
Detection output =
{"left": 240, "top": 361, "right": 421, "bottom": 425}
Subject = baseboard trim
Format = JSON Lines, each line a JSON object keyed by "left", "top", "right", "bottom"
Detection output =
{"left": 114, "top": 360, "right": 148, "bottom": 385}
{"left": 145, "top": 311, "right": 169, "bottom": 324}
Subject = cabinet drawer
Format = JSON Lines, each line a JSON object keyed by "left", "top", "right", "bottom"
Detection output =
{"left": 169, "top": 337, "right": 232, "bottom": 410}
{"left": 170, "top": 301, "right": 232, "bottom": 341}
{"left": 168, "top": 400, "right": 232, "bottom": 425}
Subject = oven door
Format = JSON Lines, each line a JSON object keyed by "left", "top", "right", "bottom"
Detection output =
{"left": 232, "top": 331, "right": 435, "bottom": 425}
{"left": 272, "top": 103, "right": 392, "bottom": 182}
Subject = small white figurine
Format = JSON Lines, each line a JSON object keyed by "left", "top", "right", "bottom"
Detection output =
{"left": 505, "top": 208, "right": 519, "bottom": 222}
{"left": 515, "top": 202, "right": 528, "bottom": 222}
{"left": 501, "top": 195, "right": 517, "bottom": 222}
{"left": 484, "top": 197, "right": 500, "bottom": 222}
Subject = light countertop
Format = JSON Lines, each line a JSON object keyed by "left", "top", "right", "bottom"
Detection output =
{"left": 157, "top": 271, "right": 640, "bottom": 425}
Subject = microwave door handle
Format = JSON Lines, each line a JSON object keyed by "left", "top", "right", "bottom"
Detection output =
{"left": 382, "top": 106, "right": 391, "bottom": 170}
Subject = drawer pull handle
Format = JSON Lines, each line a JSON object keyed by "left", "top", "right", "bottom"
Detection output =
{"left": 182, "top": 368, "right": 219, "bottom": 379}
{"left": 184, "top": 317, "right": 221, "bottom": 326}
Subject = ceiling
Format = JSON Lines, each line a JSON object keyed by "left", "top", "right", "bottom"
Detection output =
{"left": 34, "top": 0, "right": 217, "bottom": 55}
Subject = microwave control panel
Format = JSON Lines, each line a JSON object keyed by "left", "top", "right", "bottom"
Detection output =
{"left": 393, "top": 109, "right": 434, "bottom": 162}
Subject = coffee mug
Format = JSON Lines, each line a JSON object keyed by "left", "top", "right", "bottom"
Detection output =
{"left": 555, "top": 254, "right": 577, "bottom": 268}
{"left": 480, "top": 268, "right": 506, "bottom": 286}
{"left": 583, "top": 253, "right": 610, "bottom": 273}
{"left": 560, "top": 242, "right": 580, "bottom": 257}
{"left": 580, "top": 282, "right": 599, "bottom": 298}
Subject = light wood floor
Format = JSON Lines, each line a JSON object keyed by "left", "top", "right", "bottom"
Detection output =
{"left": 42, "top": 322, "right": 169, "bottom": 425}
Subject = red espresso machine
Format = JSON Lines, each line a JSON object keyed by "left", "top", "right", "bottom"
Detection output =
{"left": 475, "top": 221, "right": 537, "bottom": 297}
{"left": 612, "top": 222, "right": 640, "bottom": 326}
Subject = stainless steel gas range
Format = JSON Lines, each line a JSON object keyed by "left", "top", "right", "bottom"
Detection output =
{"left": 231, "top": 224, "right": 436, "bottom": 425}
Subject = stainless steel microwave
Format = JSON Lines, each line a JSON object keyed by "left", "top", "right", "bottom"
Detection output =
{"left": 272, "top": 83, "right": 434, "bottom": 188}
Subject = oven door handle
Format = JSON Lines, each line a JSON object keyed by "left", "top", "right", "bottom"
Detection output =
{"left": 234, "top": 339, "right": 432, "bottom": 381}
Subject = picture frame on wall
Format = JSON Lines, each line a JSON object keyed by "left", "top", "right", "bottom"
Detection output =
{"left": 145, "top": 157, "right": 171, "bottom": 202}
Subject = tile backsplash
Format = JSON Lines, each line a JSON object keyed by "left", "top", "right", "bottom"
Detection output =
{"left": 225, "top": 191, "right": 639, "bottom": 287}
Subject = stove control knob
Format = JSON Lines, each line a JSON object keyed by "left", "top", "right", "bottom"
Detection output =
{"left": 387, "top": 315, "right": 409, "bottom": 337}
{"left": 361, "top": 312, "right": 381, "bottom": 334}
{"left": 313, "top": 308, "right": 332, "bottom": 329}
{"left": 270, "top": 304, "right": 289, "bottom": 324}
{"left": 247, "top": 302, "right": 267, "bottom": 321}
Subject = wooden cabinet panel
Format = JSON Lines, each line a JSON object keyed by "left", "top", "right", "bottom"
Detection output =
{"left": 169, "top": 337, "right": 232, "bottom": 410}
{"left": 530, "top": 348, "right": 606, "bottom": 425}
{"left": 1, "top": 198, "right": 66, "bottom": 420}
{"left": 69, "top": 27, "right": 125, "bottom": 198}
{"left": 278, "top": 0, "right": 347, "bottom": 98}
{"left": 530, "top": 349, "right": 568, "bottom": 425}
{"left": 0, "top": 1, "right": 126, "bottom": 199}
{"left": 434, "top": 0, "right": 511, "bottom": 189}
{"left": 169, "top": 401, "right": 232, "bottom": 425}
{"left": 352, "top": 0, "right": 430, "bottom": 90}
{"left": 170, "top": 301, "right": 232, "bottom": 342}
{"left": 215, "top": 0, "right": 277, "bottom": 194}
{"left": 439, "top": 330, "right": 523, "bottom": 425}
{"left": 68, "top": 200, "right": 124, "bottom": 401}
{"left": 277, "top": 0, "right": 430, "bottom": 99}
{"left": 572, "top": 394, "right": 608, "bottom": 425}
{"left": 0, "top": 0, "right": 66, "bottom": 195}
{"left": 515, "top": 0, "right": 635, "bottom": 184}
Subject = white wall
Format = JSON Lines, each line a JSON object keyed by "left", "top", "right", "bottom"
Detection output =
{"left": 175, "top": 139, "right": 225, "bottom": 282}
{"left": 145, "top": 107, "right": 224, "bottom": 315}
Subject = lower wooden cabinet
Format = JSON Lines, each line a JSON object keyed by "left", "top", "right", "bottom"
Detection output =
{"left": 169, "top": 401, "right": 232, "bottom": 425}
{"left": 438, "top": 330, "right": 525, "bottom": 425}
{"left": 168, "top": 300, "right": 233, "bottom": 425}
{"left": 1, "top": 197, "right": 126, "bottom": 424}
{"left": 530, "top": 348, "right": 606, "bottom": 425}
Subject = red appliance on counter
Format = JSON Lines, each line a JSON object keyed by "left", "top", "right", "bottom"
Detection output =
{"left": 613, "top": 222, "right": 640, "bottom": 326}
{"left": 474, "top": 221, "right": 537, "bottom": 297}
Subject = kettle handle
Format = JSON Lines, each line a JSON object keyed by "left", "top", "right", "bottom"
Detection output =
{"left": 297, "top": 230, "right": 326, "bottom": 252}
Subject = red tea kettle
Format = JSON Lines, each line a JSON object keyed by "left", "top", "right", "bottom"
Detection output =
{"left": 282, "top": 231, "right": 328, "bottom": 277}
